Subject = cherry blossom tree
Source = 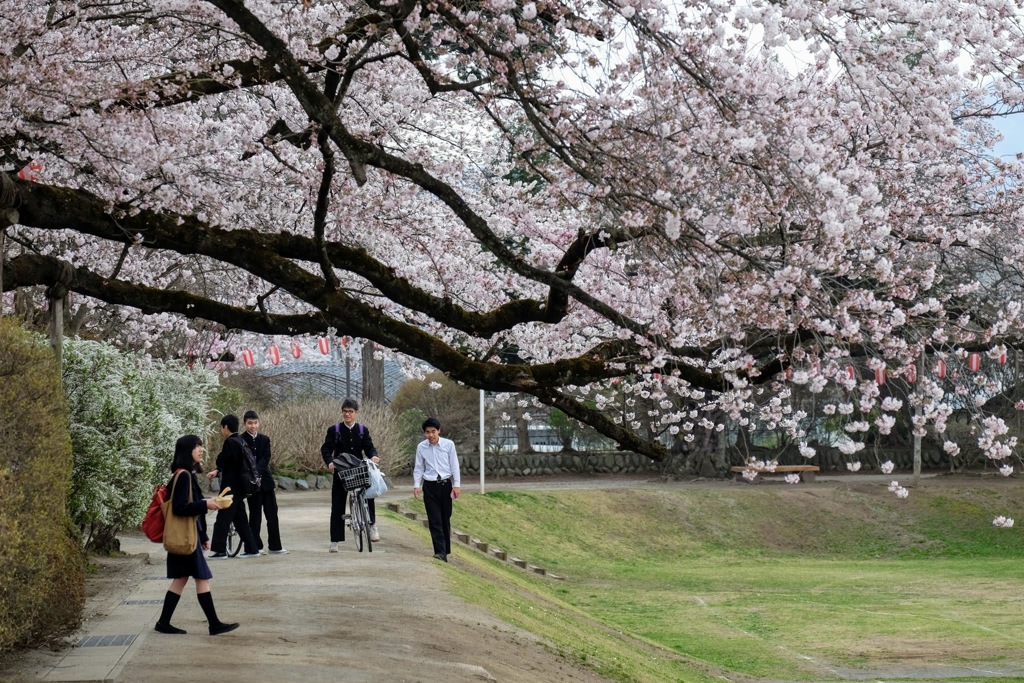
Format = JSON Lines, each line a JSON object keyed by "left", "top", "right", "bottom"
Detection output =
{"left": 2, "top": 0, "right": 1024, "bottom": 467}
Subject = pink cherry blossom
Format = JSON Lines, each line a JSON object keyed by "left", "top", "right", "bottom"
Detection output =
{"left": 0, "top": 0, "right": 1022, "bottom": 468}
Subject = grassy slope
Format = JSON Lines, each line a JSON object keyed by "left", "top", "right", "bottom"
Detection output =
{"left": 388, "top": 477, "right": 1024, "bottom": 682}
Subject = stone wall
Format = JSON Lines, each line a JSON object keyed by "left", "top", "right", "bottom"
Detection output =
{"left": 777, "top": 446, "right": 951, "bottom": 472}
{"left": 465, "top": 447, "right": 955, "bottom": 477}
{"left": 215, "top": 447, "right": 956, "bottom": 492}
{"left": 459, "top": 451, "right": 662, "bottom": 477}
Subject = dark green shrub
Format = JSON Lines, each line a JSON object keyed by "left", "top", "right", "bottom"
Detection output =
{"left": 0, "top": 320, "right": 84, "bottom": 653}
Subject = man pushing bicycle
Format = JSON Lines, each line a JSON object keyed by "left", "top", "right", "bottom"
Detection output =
{"left": 320, "top": 398, "right": 381, "bottom": 552}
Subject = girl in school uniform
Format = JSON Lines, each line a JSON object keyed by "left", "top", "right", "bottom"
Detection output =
{"left": 154, "top": 434, "right": 239, "bottom": 636}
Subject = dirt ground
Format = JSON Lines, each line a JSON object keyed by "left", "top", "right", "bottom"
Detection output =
{"left": 5, "top": 471, "right": 1015, "bottom": 683}
{"left": 2, "top": 485, "right": 612, "bottom": 683}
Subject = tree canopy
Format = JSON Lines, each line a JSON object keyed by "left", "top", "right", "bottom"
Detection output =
{"left": 2, "top": 0, "right": 1024, "bottom": 463}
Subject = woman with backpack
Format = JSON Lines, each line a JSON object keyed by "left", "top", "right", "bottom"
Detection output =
{"left": 154, "top": 434, "right": 240, "bottom": 636}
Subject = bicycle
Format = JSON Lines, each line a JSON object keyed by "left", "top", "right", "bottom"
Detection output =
{"left": 225, "top": 521, "right": 244, "bottom": 557}
{"left": 334, "top": 457, "right": 372, "bottom": 553}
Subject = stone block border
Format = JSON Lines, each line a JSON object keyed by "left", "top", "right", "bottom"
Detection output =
{"left": 203, "top": 474, "right": 561, "bottom": 578}
{"left": 385, "top": 502, "right": 562, "bottom": 579}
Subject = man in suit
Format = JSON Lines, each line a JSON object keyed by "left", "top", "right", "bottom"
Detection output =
{"left": 320, "top": 398, "right": 381, "bottom": 552}
{"left": 206, "top": 414, "right": 261, "bottom": 559}
{"left": 242, "top": 410, "right": 288, "bottom": 555}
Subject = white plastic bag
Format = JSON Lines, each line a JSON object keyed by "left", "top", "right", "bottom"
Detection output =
{"left": 365, "top": 461, "right": 388, "bottom": 499}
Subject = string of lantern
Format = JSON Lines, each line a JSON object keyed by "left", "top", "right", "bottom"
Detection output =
{"left": 229, "top": 340, "right": 1011, "bottom": 378}
{"left": 235, "top": 336, "right": 342, "bottom": 367}
{"left": 780, "top": 350, "right": 1010, "bottom": 385}
{"left": 231, "top": 336, "right": 389, "bottom": 368}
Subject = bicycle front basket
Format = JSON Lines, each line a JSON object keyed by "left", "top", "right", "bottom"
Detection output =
{"left": 339, "top": 462, "right": 370, "bottom": 490}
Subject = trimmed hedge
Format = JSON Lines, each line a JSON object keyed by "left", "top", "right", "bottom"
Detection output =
{"left": 0, "top": 320, "right": 84, "bottom": 653}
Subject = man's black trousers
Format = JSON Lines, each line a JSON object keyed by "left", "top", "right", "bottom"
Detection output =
{"left": 210, "top": 495, "right": 258, "bottom": 555}
{"left": 248, "top": 489, "right": 284, "bottom": 552}
{"left": 330, "top": 479, "right": 376, "bottom": 543}
{"left": 422, "top": 478, "right": 453, "bottom": 555}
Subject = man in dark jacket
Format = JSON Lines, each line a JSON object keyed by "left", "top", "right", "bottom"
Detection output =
{"left": 242, "top": 410, "right": 288, "bottom": 555}
{"left": 320, "top": 398, "right": 381, "bottom": 552}
{"left": 206, "top": 414, "right": 261, "bottom": 559}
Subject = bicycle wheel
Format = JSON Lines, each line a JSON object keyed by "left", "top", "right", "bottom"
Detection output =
{"left": 226, "top": 522, "right": 243, "bottom": 557}
{"left": 358, "top": 492, "right": 372, "bottom": 553}
{"left": 349, "top": 495, "right": 364, "bottom": 552}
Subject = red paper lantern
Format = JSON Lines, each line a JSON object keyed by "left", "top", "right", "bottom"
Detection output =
{"left": 874, "top": 367, "right": 886, "bottom": 386}
{"left": 904, "top": 364, "right": 917, "bottom": 384}
{"left": 341, "top": 336, "right": 349, "bottom": 348}
{"left": 968, "top": 353, "right": 981, "bottom": 372}
{"left": 318, "top": 337, "right": 330, "bottom": 355}
{"left": 290, "top": 341, "right": 302, "bottom": 359}
{"left": 784, "top": 367, "right": 793, "bottom": 380}
{"left": 935, "top": 359, "right": 946, "bottom": 378}
{"left": 241, "top": 348, "right": 255, "bottom": 367}
{"left": 999, "top": 351, "right": 1007, "bottom": 365}
{"left": 846, "top": 365, "right": 855, "bottom": 380}
{"left": 17, "top": 160, "right": 42, "bottom": 182}
{"left": 268, "top": 344, "right": 281, "bottom": 366}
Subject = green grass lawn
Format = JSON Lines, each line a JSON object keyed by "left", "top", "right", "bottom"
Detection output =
{"left": 389, "top": 479, "right": 1024, "bottom": 682}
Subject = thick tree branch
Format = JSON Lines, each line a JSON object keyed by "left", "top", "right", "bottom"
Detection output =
{"left": 534, "top": 387, "right": 669, "bottom": 460}
{"left": 4, "top": 253, "right": 324, "bottom": 334}
{"left": 4, "top": 250, "right": 693, "bottom": 462}
{"left": 203, "top": 0, "right": 656, "bottom": 344}
{"left": 312, "top": 132, "right": 342, "bottom": 291}
{"left": 11, "top": 179, "right": 564, "bottom": 337}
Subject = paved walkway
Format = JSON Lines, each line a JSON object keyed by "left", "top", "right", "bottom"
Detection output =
{"left": 15, "top": 485, "right": 608, "bottom": 683}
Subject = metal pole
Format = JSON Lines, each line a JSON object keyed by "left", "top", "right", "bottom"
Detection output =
{"left": 1016, "top": 349, "right": 1021, "bottom": 436}
{"left": 913, "top": 347, "right": 924, "bottom": 485}
{"left": 479, "top": 389, "right": 486, "bottom": 494}
{"left": 344, "top": 340, "right": 351, "bottom": 398}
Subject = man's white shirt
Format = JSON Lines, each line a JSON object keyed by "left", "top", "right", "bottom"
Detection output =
{"left": 413, "top": 437, "right": 460, "bottom": 488}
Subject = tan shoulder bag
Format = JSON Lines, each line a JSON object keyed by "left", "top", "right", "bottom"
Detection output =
{"left": 161, "top": 471, "right": 198, "bottom": 555}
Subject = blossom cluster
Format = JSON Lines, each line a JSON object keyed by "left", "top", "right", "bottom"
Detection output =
{"left": 2, "top": 0, "right": 1024, "bottom": 481}
{"left": 888, "top": 481, "right": 910, "bottom": 499}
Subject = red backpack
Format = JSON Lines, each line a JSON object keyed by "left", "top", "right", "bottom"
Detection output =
{"left": 142, "top": 469, "right": 186, "bottom": 542}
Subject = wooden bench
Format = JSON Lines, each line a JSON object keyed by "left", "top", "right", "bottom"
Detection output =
{"left": 730, "top": 465, "right": 820, "bottom": 483}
